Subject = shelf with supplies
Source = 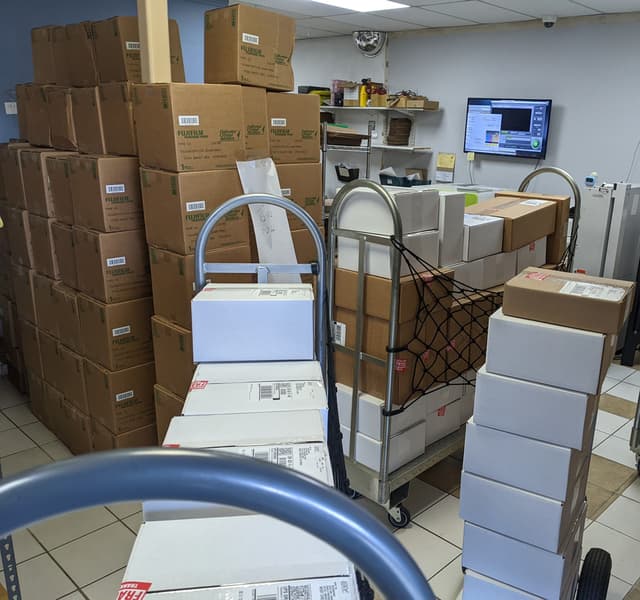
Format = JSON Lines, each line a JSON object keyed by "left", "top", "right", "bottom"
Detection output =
{"left": 372, "top": 144, "right": 432, "bottom": 153}
{"left": 321, "top": 106, "right": 441, "bottom": 114}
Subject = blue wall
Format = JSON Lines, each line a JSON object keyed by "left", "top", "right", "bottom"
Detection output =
{"left": 0, "top": 0, "right": 227, "bottom": 141}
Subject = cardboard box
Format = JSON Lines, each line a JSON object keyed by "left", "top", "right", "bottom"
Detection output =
{"left": 425, "top": 189, "right": 466, "bottom": 267}
{"left": 516, "top": 237, "right": 547, "bottom": 272}
{"left": 154, "top": 384, "right": 184, "bottom": 442}
{"left": 192, "top": 283, "right": 314, "bottom": 362}
{"left": 47, "top": 155, "right": 74, "bottom": 225}
{"left": 486, "top": 308, "right": 608, "bottom": 395}
{"left": 463, "top": 570, "right": 543, "bottom": 599}
{"left": 290, "top": 226, "right": 324, "bottom": 267}
{"left": 19, "top": 319, "right": 42, "bottom": 377}
{"left": 28, "top": 372, "right": 48, "bottom": 425}
{"left": 92, "top": 419, "right": 157, "bottom": 450}
{"left": 92, "top": 16, "right": 185, "bottom": 83}
{"left": 121, "top": 516, "right": 357, "bottom": 598}
{"left": 20, "top": 148, "right": 60, "bottom": 217}
{"left": 6, "top": 208, "right": 33, "bottom": 267}
{"left": 51, "top": 222, "right": 77, "bottom": 289}
{"left": 204, "top": 4, "right": 295, "bottom": 91}
{"left": 426, "top": 397, "right": 461, "bottom": 446}
{"left": 78, "top": 295, "right": 154, "bottom": 371}
{"left": 45, "top": 87, "right": 77, "bottom": 150}
{"left": 99, "top": 82, "right": 137, "bottom": 156}
{"left": 133, "top": 83, "right": 246, "bottom": 172}
{"left": 51, "top": 26, "right": 71, "bottom": 86}
{"left": 58, "top": 344, "right": 88, "bottom": 412}
{"left": 52, "top": 284, "right": 82, "bottom": 354}
{"left": 474, "top": 366, "right": 597, "bottom": 451}
{"left": 466, "top": 196, "right": 557, "bottom": 252}
{"left": 11, "top": 264, "right": 37, "bottom": 324}
{"left": 39, "top": 329, "right": 63, "bottom": 390}
{"left": 58, "top": 399, "right": 93, "bottom": 455}
{"left": 463, "top": 419, "right": 588, "bottom": 502}
{"left": 14, "top": 85, "right": 30, "bottom": 141}
{"left": 140, "top": 168, "right": 248, "bottom": 254}
{"left": 31, "top": 26, "right": 57, "bottom": 84}
{"left": 462, "top": 505, "right": 585, "bottom": 600}
{"left": 85, "top": 359, "right": 156, "bottom": 434}
{"left": 73, "top": 228, "right": 151, "bottom": 303}
{"left": 0, "top": 296, "right": 19, "bottom": 349}
{"left": 0, "top": 143, "right": 29, "bottom": 209}
{"left": 503, "top": 267, "right": 636, "bottom": 335}
{"left": 32, "top": 272, "right": 58, "bottom": 335}
{"left": 64, "top": 22, "right": 98, "bottom": 86}
{"left": 41, "top": 381, "right": 63, "bottom": 431}
{"left": 151, "top": 316, "right": 194, "bottom": 398}
{"left": 240, "top": 86, "right": 270, "bottom": 160}
{"left": 24, "top": 84, "right": 52, "bottom": 147}
{"left": 28, "top": 215, "right": 59, "bottom": 280}
{"left": 267, "top": 93, "right": 320, "bottom": 164}
{"left": 0, "top": 254, "right": 13, "bottom": 301}
{"left": 338, "top": 229, "right": 439, "bottom": 278}
{"left": 149, "top": 244, "right": 252, "bottom": 329}
{"left": 277, "top": 162, "right": 323, "bottom": 228}
{"left": 463, "top": 214, "right": 504, "bottom": 262}
{"left": 69, "top": 155, "right": 142, "bottom": 232}
{"left": 481, "top": 251, "right": 517, "bottom": 289}
{"left": 70, "top": 86, "right": 106, "bottom": 155}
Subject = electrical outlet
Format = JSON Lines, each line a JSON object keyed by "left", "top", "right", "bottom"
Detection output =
{"left": 4, "top": 102, "right": 17, "bottom": 115}
{"left": 371, "top": 131, "right": 378, "bottom": 139}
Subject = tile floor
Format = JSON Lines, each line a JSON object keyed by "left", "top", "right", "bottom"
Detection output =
{"left": 0, "top": 363, "right": 639, "bottom": 599}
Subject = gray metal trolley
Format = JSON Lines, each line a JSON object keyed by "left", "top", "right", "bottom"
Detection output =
{"left": 328, "top": 180, "right": 466, "bottom": 527}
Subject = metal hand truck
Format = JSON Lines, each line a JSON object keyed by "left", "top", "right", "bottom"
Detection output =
{"left": 1, "top": 463, "right": 21, "bottom": 600}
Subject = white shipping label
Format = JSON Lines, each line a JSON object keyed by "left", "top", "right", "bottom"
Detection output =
{"left": 106, "top": 256, "right": 126, "bottom": 267}
{"left": 185, "top": 201, "right": 206, "bottom": 212}
{"left": 559, "top": 281, "right": 626, "bottom": 302}
{"left": 105, "top": 184, "right": 126, "bottom": 194}
{"left": 178, "top": 115, "right": 200, "bottom": 126}
{"left": 271, "top": 117, "right": 287, "bottom": 127}
{"left": 255, "top": 288, "right": 308, "bottom": 297}
{"left": 520, "top": 199, "right": 550, "bottom": 206}
{"left": 464, "top": 214, "right": 501, "bottom": 225}
{"left": 280, "top": 187, "right": 292, "bottom": 197}
{"left": 115, "top": 390, "right": 135, "bottom": 402}
{"left": 112, "top": 325, "right": 131, "bottom": 337}
{"left": 252, "top": 381, "right": 322, "bottom": 404}
{"left": 125, "top": 41, "right": 141, "bottom": 51}
{"left": 333, "top": 321, "right": 346, "bottom": 346}
{"left": 242, "top": 32, "right": 260, "bottom": 45}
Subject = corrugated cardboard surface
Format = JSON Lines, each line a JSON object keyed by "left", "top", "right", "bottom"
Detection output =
{"left": 45, "top": 87, "right": 77, "bottom": 150}
{"left": 99, "top": 82, "right": 137, "bottom": 156}
{"left": 52, "top": 283, "right": 82, "bottom": 354}
{"left": 154, "top": 384, "right": 185, "bottom": 442}
{"left": 47, "top": 155, "right": 75, "bottom": 225}
{"left": 503, "top": 268, "right": 635, "bottom": 334}
{"left": 240, "top": 86, "right": 270, "bottom": 160}
{"left": 39, "top": 328, "right": 62, "bottom": 390}
{"left": 40, "top": 381, "right": 61, "bottom": 431}
{"left": 149, "top": 244, "right": 253, "bottom": 330}
{"left": 277, "top": 162, "right": 323, "bottom": 229}
{"left": 140, "top": 168, "right": 248, "bottom": 253}
{"left": 204, "top": 4, "right": 295, "bottom": 91}
{"left": 133, "top": 83, "right": 246, "bottom": 172}
{"left": 58, "top": 344, "right": 88, "bottom": 412}
{"left": 6, "top": 208, "right": 33, "bottom": 267}
{"left": 69, "top": 155, "right": 142, "bottom": 232}
{"left": 24, "top": 84, "right": 52, "bottom": 147}
{"left": 267, "top": 93, "right": 320, "bottom": 164}
{"left": 51, "top": 26, "right": 71, "bottom": 86}
{"left": 32, "top": 272, "right": 58, "bottom": 336}
{"left": 19, "top": 319, "right": 43, "bottom": 377}
{"left": 31, "top": 26, "right": 57, "bottom": 84}
{"left": 51, "top": 222, "right": 77, "bottom": 289}
{"left": 10, "top": 264, "right": 37, "bottom": 324}
{"left": 57, "top": 398, "right": 93, "bottom": 455}
{"left": 28, "top": 214, "right": 59, "bottom": 279}
{"left": 64, "top": 22, "right": 99, "bottom": 87}
{"left": 15, "top": 86, "right": 30, "bottom": 140}
{"left": 73, "top": 227, "right": 151, "bottom": 303}
{"left": 29, "top": 372, "right": 48, "bottom": 425}
{"left": 85, "top": 359, "right": 156, "bottom": 434}
{"left": 151, "top": 315, "right": 194, "bottom": 399}
{"left": 78, "top": 294, "right": 154, "bottom": 371}
{"left": 70, "top": 86, "right": 106, "bottom": 155}
{"left": 92, "top": 419, "right": 157, "bottom": 451}
{"left": 0, "top": 143, "right": 29, "bottom": 209}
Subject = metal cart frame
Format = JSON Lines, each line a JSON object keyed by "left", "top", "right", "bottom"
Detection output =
{"left": 328, "top": 180, "right": 465, "bottom": 525}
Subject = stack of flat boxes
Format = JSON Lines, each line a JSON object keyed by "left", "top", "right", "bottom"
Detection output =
{"left": 459, "top": 268, "right": 635, "bottom": 598}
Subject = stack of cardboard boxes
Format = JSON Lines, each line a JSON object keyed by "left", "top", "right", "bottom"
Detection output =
{"left": 459, "top": 268, "right": 635, "bottom": 598}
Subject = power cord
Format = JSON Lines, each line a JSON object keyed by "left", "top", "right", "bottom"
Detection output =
{"left": 624, "top": 138, "right": 640, "bottom": 182}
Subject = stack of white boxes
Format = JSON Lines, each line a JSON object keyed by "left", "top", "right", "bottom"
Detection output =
{"left": 120, "top": 282, "right": 361, "bottom": 598}
{"left": 459, "top": 268, "right": 636, "bottom": 599}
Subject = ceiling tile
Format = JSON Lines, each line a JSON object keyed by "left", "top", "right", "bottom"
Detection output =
{"left": 372, "top": 6, "right": 478, "bottom": 25}
{"left": 297, "top": 16, "right": 359, "bottom": 33}
{"left": 573, "top": 0, "right": 640, "bottom": 12}
{"left": 483, "top": 0, "right": 598, "bottom": 17}
{"left": 324, "top": 12, "right": 425, "bottom": 30}
{"left": 240, "top": 0, "right": 349, "bottom": 18}
{"left": 296, "top": 25, "right": 342, "bottom": 38}
{"left": 427, "top": 0, "right": 532, "bottom": 22}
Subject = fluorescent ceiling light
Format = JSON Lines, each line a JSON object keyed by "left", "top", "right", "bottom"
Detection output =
{"left": 310, "top": 0, "right": 408, "bottom": 12}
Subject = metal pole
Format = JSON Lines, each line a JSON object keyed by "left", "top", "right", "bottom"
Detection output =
{"left": 0, "top": 464, "right": 20, "bottom": 600}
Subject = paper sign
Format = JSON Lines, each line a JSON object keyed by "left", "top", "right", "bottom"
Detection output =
{"left": 436, "top": 152, "right": 456, "bottom": 183}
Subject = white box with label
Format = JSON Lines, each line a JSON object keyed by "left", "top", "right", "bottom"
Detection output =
{"left": 486, "top": 308, "right": 606, "bottom": 394}
{"left": 191, "top": 283, "right": 314, "bottom": 362}
{"left": 463, "top": 568, "right": 579, "bottom": 600}
{"left": 438, "top": 190, "right": 466, "bottom": 267}
{"left": 463, "top": 419, "right": 587, "bottom": 501}
{"left": 120, "top": 515, "right": 358, "bottom": 599}
{"left": 450, "top": 260, "right": 484, "bottom": 295}
{"left": 474, "top": 366, "right": 597, "bottom": 450}
{"left": 426, "top": 397, "right": 460, "bottom": 446}
{"left": 516, "top": 237, "right": 547, "bottom": 272}
{"left": 463, "top": 214, "right": 504, "bottom": 261}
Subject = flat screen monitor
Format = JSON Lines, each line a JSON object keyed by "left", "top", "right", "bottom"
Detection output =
{"left": 464, "top": 98, "right": 552, "bottom": 159}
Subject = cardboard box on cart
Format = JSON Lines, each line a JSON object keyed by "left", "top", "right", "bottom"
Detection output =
{"left": 153, "top": 384, "right": 184, "bottom": 442}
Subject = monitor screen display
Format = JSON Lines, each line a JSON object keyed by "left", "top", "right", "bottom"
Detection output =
{"left": 464, "top": 98, "right": 552, "bottom": 159}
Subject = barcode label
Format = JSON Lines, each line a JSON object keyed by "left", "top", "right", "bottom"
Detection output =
{"left": 242, "top": 32, "right": 260, "bottom": 45}
{"left": 252, "top": 449, "right": 269, "bottom": 462}
{"left": 520, "top": 199, "right": 550, "bottom": 206}
{"left": 208, "top": 577, "right": 353, "bottom": 599}
{"left": 125, "top": 41, "right": 141, "bottom": 51}
{"left": 256, "top": 595, "right": 276, "bottom": 600}
{"left": 258, "top": 289, "right": 288, "bottom": 297}
{"left": 112, "top": 325, "right": 131, "bottom": 337}
{"left": 105, "top": 184, "right": 125, "bottom": 194}
{"left": 116, "top": 390, "right": 135, "bottom": 402}
{"left": 559, "top": 281, "right": 626, "bottom": 302}
{"left": 276, "top": 447, "right": 294, "bottom": 468}
{"left": 186, "top": 201, "right": 206, "bottom": 212}
{"left": 280, "top": 187, "right": 292, "bottom": 197}
{"left": 178, "top": 115, "right": 200, "bottom": 126}
{"left": 333, "top": 321, "right": 346, "bottom": 346}
{"left": 259, "top": 382, "right": 293, "bottom": 400}
{"left": 106, "top": 256, "right": 126, "bottom": 267}
{"left": 271, "top": 118, "right": 287, "bottom": 127}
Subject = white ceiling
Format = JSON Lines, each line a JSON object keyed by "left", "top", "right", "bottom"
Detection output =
{"left": 237, "top": 0, "right": 640, "bottom": 38}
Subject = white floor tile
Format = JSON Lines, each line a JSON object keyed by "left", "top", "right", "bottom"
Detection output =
{"left": 414, "top": 495, "right": 463, "bottom": 549}
{"left": 5, "top": 528, "right": 45, "bottom": 564}
{"left": 0, "top": 446, "right": 52, "bottom": 477}
{"left": 606, "top": 574, "right": 632, "bottom": 599}
{"left": 607, "top": 364, "right": 636, "bottom": 381}
{"left": 107, "top": 501, "right": 142, "bottom": 519}
{"left": 394, "top": 523, "right": 460, "bottom": 579}
{"left": 622, "top": 478, "right": 640, "bottom": 503}
{"left": 0, "top": 380, "right": 27, "bottom": 409}
{"left": 355, "top": 496, "right": 397, "bottom": 533}
{"left": 21, "top": 421, "right": 57, "bottom": 445}
{"left": 0, "top": 411, "right": 14, "bottom": 432}
{"left": 428, "top": 555, "right": 463, "bottom": 600}
{"left": 582, "top": 522, "right": 640, "bottom": 584}
{"left": 41, "top": 439, "right": 73, "bottom": 461}
{"left": 0, "top": 427, "right": 36, "bottom": 457}
{"left": 404, "top": 479, "right": 447, "bottom": 519}
{"left": 12, "top": 553, "right": 76, "bottom": 599}
{"left": 29, "top": 506, "right": 117, "bottom": 550}
{"left": 593, "top": 430, "right": 609, "bottom": 449}
{"left": 602, "top": 377, "right": 620, "bottom": 393}
{"left": 82, "top": 567, "right": 126, "bottom": 600}
{"left": 608, "top": 382, "right": 640, "bottom": 403}
{"left": 625, "top": 371, "right": 640, "bottom": 387}
{"left": 3, "top": 404, "right": 38, "bottom": 427}
{"left": 60, "top": 593, "right": 85, "bottom": 600}
{"left": 613, "top": 420, "right": 633, "bottom": 441}
{"left": 123, "top": 512, "right": 143, "bottom": 535}
{"left": 51, "top": 522, "right": 135, "bottom": 587}
{"left": 595, "top": 410, "right": 629, "bottom": 435}
{"left": 598, "top": 496, "right": 640, "bottom": 541}
{"left": 593, "top": 435, "right": 637, "bottom": 469}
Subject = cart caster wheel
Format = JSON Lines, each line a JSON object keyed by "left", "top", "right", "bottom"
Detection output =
{"left": 346, "top": 488, "right": 361, "bottom": 500}
{"left": 387, "top": 505, "right": 411, "bottom": 528}
{"left": 636, "top": 458, "right": 640, "bottom": 477}
{"left": 576, "top": 548, "right": 611, "bottom": 600}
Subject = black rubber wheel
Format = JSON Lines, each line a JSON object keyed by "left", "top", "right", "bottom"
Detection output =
{"left": 636, "top": 458, "right": 640, "bottom": 477}
{"left": 576, "top": 548, "right": 611, "bottom": 600}
{"left": 346, "top": 487, "right": 361, "bottom": 500}
{"left": 387, "top": 504, "right": 411, "bottom": 528}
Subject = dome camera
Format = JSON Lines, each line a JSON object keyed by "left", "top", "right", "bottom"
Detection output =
{"left": 542, "top": 16, "right": 557, "bottom": 28}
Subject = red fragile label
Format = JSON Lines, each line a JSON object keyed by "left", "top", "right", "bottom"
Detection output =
{"left": 163, "top": 444, "right": 180, "bottom": 448}
{"left": 420, "top": 273, "right": 434, "bottom": 284}
{"left": 118, "top": 581, "right": 152, "bottom": 600}
{"left": 529, "top": 242, "right": 536, "bottom": 251}
{"left": 394, "top": 358, "right": 407, "bottom": 372}
{"left": 189, "top": 380, "right": 208, "bottom": 391}
{"left": 437, "top": 405, "right": 447, "bottom": 417}
{"left": 421, "top": 350, "right": 431, "bottom": 361}
{"left": 524, "top": 271, "right": 549, "bottom": 281}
